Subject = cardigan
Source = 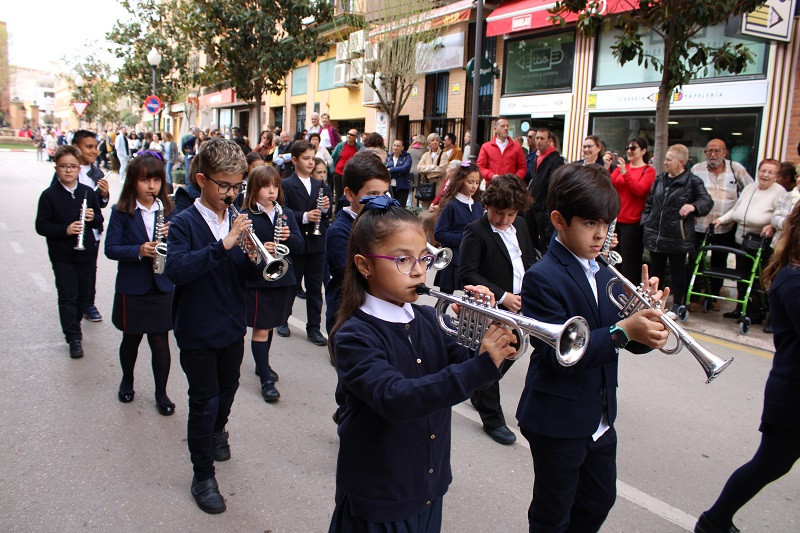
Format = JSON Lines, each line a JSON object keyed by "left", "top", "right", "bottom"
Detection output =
{"left": 333, "top": 305, "right": 501, "bottom": 522}
{"left": 35, "top": 181, "right": 104, "bottom": 263}
{"left": 164, "top": 205, "right": 252, "bottom": 349}
{"left": 243, "top": 205, "right": 303, "bottom": 289}
{"left": 324, "top": 211, "right": 356, "bottom": 332}
{"left": 715, "top": 182, "right": 785, "bottom": 244}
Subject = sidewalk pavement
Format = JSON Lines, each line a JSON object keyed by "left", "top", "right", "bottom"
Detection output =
{"left": 678, "top": 295, "right": 774, "bottom": 353}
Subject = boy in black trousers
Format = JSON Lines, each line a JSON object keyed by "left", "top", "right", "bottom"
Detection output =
{"left": 165, "top": 138, "right": 253, "bottom": 514}
{"left": 517, "top": 164, "right": 669, "bottom": 531}
{"left": 36, "top": 145, "right": 104, "bottom": 358}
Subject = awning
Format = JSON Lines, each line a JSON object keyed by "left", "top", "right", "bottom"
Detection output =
{"left": 486, "top": 0, "right": 638, "bottom": 37}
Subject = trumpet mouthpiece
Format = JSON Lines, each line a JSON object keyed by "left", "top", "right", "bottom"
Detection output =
{"left": 415, "top": 284, "right": 431, "bottom": 295}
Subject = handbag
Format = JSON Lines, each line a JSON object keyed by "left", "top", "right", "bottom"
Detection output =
{"left": 415, "top": 181, "right": 436, "bottom": 201}
{"left": 741, "top": 232, "right": 767, "bottom": 253}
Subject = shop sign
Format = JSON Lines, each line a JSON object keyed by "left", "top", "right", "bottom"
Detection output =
{"left": 451, "top": 83, "right": 461, "bottom": 95}
{"left": 504, "top": 32, "right": 575, "bottom": 94}
{"left": 587, "top": 80, "right": 768, "bottom": 112}
{"left": 499, "top": 92, "right": 572, "bottom": 117}
{"left": 411, "top": 86, "right": 418, "bottom": 98}
{"left": 375, "top": 112, "right": 389, "bottom": 139}
{"left": 417, "top": 31, "right": 465, "bottom": 74}
{"left": 741, "top": 0, "right": 795, "bottom": 42}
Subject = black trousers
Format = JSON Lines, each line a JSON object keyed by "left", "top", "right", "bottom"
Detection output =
{"left": 689, "top": 228, "right": 736, "bottom": 301}
{"left": 51, "top": 261, "right": 93, "bottom": 343}
{"left": 290, "top": 252, "right": 324, "bottom": 331}
{"left": 179, "top": 338, "right": 244, "bottom": 481}
{"left": 470, "top": 358, "right": 515, "bottom": 429}
{"left": 615, "top": 222, "right": 644, "bottom": 284}
{"left": 393, "top": 187, "right": 410, "bottom": 209}
{"left": 332, "top": 173, "right": 344, "bottom": 208}
{"left": 522, "top": 427, "right": 617, "bottom": 533}
{"left": 648, "top": 251, "right": 688, "bottom": 306}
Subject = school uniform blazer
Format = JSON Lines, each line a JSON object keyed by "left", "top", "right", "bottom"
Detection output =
{"left": 459, "top": 213, "right": 536, "bottom": 303}
{"left": 434, "top": 200, "right": 483, "bottom": 266}
{"left": 104, "top": 204, "right": 175, "bottom": 294}
{"left": 516, "top": 238, "right": 650, "bottom": 438}
{"left": 324, "top": 211, "right": 355, "bottom": 331}
{"left": 244, "top": 205, "right": 304, "bottom": 289}
{"left": 164, "top": 205, "right": 253, "bottom": 350}
{"left": 50, "top": 165, "right": 109, "bottom": 209}
{"left": 35, "top": 181, "right": 104, "bottom": 263}
{"left": 281, "top": 173, "right": 333, "bottom": 255}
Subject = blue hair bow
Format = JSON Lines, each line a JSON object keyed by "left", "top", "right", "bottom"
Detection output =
{"left": 360, "top": 195, "right": 400, "bottom": 211}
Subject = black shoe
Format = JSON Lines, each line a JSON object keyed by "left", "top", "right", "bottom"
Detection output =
{"left": 276, "top": 324, "right": 290, "bottom": 337}
{"left": 261, "top": 382, "right": 281, "bottom": 403}
{"left": 748, "top": 315, "right": 764, "bottom": 325}
{"left": 296, "top": 289, "right": 306, "bottom": 299}
{"left": 722, "top": 309, "right": 741, "bottom": 319}
{"left": 268, "top": 367, "right": 279, "bottom": 382}
{"left": 68, "top": 340, "right": 84, "bottom": 359}
{"left": 694, "top": 512, "right": 740, "bottom": 533}
{"left": 332, "top": 409, "right": 340, "bottom": 424}
{"left": 156, "top": 397, "right": 175, "bottom": 416}
{"left": 211, "top": 430, "right": 231, "bottom": 462}
{"left": 307, "top": 329, "right": 328, "bottom": 346}
{"left": 483, "top": 425, "right": 517, "bottom": 445}
{"left": 83, "top": 305, "right": 102, "bottom": 322}
{"left": 764, "top": 323, "right": 773, "bottom": 334}
{"left": 191, "top": 476, "right": 226, "bottom": 514}
{"left": 117, "top": 389, "right": 135, "bottom": 403}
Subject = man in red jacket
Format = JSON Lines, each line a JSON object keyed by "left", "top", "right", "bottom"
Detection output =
{"left": 476, "top": 117, "right": 527, "bottom": 184}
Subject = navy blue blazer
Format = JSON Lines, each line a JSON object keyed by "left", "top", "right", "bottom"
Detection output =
{"left": 165, "top": 205, "right": 253, "bottom": 350}
{"left": 324, "top": 211, "right": 355, "bottom": 332}
{"left": 51, "top": 165, "right": 109, "bottom": 209}
{"left": 104, "top": 204, "right": 175, "bottom": 295}
{"left": 244, "top": 205, "right": 304, "bottom": 289}
{"left": 386, "top": 151, "right": 412, "bottom": 191}
{"left": 516, "top": 238, "right": 650, "bottom": 438}
{"left": 280, "top": 173, "right": 333, "bottom": 254}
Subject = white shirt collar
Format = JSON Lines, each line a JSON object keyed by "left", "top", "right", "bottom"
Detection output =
{"left": 194, "top": 198, "right": 227, "bottom": 224}
{"left": 343, "top": 206, "right": 358, "bottom": 219}
{"left": 360, "top": 293, "right": 415, "bottom": 323}
{"left": 256, "top": 201, "right": 275, "bottom": 215}
{"left": 59, "top": 180, "right": 78, "bottom": 196}
{"left": 490, "top": 222, "right": 516, "bottom": 235}
{"left": 556, "top": 236, "right": 599, "bottom": 277}
{"left": 495, "top": 137, "right": 509, "bottom": 153}
{"left": 135, "top": 199, "right": 159, "bottom": 213}
{"left": 455, "top": 192, "right": 474, "bottom": 209}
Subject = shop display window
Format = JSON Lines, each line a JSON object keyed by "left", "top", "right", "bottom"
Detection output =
{"left": 503, "top": 31, "right": 575, "bottom": 95}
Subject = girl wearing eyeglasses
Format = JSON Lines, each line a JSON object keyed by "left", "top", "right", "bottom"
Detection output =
{"left": 605, "top": 137, "right": 656, "bottom": 283}
{"left": 327, "top": 197, "right": 516, "bottom": 532}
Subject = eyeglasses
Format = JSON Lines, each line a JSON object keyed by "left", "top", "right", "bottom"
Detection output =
{"left": 56, "top": 164, "right": 80, "bottom": 171}
{"left": 704, "top": 149, "right": 724, "bottom": 154}
{"left": 204, "top": 175, "right": 244, "bottom": 194}
{"left": 625, "top": 145, "right": 638, "bottom": 151}
{"left": 363, "top": 254, "right": 436, "bottom": 275}
{"left": 347, "top": 132, "right": 357, "bottom": 137}
{"left": 582, "top": 144, "right": 597, "bottom": 149}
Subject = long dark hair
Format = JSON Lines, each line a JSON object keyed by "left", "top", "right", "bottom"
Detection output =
{"left": 762, "top": 201, "right": 800, "bottom": 289}
{"left": 117, "top": 154, "right": 173, "bottom": 216}
{"left": 439, "top": 162, "right": 480, "bottom": 210}
{"left": 328, "top": 205, "right": 422, "bottom": 365}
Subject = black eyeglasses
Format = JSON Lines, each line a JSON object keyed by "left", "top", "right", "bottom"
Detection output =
{"left": 626, "top": 145, "right": 639, "bottom": 151}
{"left": 204, "top": 175, "right": 244, "bottom": 194}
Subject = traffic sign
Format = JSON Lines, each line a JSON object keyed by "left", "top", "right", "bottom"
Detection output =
{"left": 71, "top": 101, "right": 89, "bottom": 118}
{"left": 144, "top": 95, "right": 163, "bottom": 115}
{"left": 741, "top": 0, "right": 796, "bottom": 42}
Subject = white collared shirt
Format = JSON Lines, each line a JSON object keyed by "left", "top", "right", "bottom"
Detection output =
{"left": 495, "top": 137, "right": 509, "bottom": 154}
{"left": 256, "top": 201, "right": 277, "bottom": 224}
{"left": 360, "top": 292, "right": 416, "bottom": 323}
{"left": 342, "top": 206, "right": 358, "bottom": 220}
{"left": 136, "top": 199, "right": 160, "bottom": 240}
{"left": 299, "top": 175, "right": 312, "bottom": 196}
{"left": 455, "top": 192, "right": 475, "bottom": 211}
{"left": 490, "top": 222, "right": 525, "bottom": 299}
{"left": 60, "top": 180, "right": 78, "bottom": 196}
{"left": 78, "top": 164, "right": 93, "bottom": 189}
{"left": 194, "top": 198, "right": 230, "bottom": 241}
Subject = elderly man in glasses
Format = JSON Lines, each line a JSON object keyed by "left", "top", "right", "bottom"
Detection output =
{"left": 689, "top": 139, "right": 754, "bottom": 312}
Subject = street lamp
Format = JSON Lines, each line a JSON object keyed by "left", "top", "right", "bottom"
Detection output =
{"left": 147, "top": 47, "right": 162, "bottom": 133}
{"left": 74, "top": 74, "right": 86, "bottom": 128}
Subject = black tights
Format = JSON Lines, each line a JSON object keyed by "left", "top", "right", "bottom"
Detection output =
{"left": 648, "top": 251, "right": 688, "bottom": 306}
{"left": 119, "top": 332, "right": 171, "bottom": 403}
{"left": 705, "top": 427, "right": 800, "bottom": 529}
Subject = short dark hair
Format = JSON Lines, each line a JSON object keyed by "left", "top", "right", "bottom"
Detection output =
{"left": 780, "top": 161, "right": 797, "bottom": 184}
{"left": 308, "top": 132, "right": 321, "bottom": 141}
{"left": 343, "top": 151, "right": 390, "bottom": 192}
{"left": 71, "top": 129, "right": 96, "bottom": 146}
{"left": 548, "top": 163, "right": 619, "bottom": 225}
{"left": 445, "top": 132, "right": 456, "bottom": 144}
{"left": 291, "top": 139, "right": 314, "bottom": 159}
{"left": 363, "top": 132, "right": 384, "bottom": 149}
{"left": 245, "top": 151, "right": 264, "bottom": 166}
{"left": 482, "top": 174, "right": 532, "bottom": 212}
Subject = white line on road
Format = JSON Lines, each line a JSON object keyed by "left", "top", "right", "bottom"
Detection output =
{"left": 0, "top": 158, "right": 46, "bottom": 189}
{"left": 30, "top": 272, "right": 51, "bottom": 293}
{"left": 0, "top": 222, "right": 8, "bottom": 230}
{"left": 9, "top": 241, "right": 24, "bottom": 254}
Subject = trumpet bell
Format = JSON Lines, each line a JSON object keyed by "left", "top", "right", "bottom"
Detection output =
{"left": 426, "top": 243, "right": 453, "bottom": 270}
{"left": 263, "top": 258, "right": 289, "bottom": 281}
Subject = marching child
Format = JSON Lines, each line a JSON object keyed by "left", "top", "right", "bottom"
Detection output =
{"left": 165, "top": 138, "right": 253, "bottom": 514}
{"left": 243, "top": 165, "right": 303, "bottom": 402}
{"left": 104, "top": 153, "right": 176, "bottom": 416}
{"left": 35, "top": 145, "right": 104, "bottom": 358}
{"left": 328, "top": 196, "right": 517, "bottom": 531}
{"left": 433, "top": 161, "right": 483, "bottom": 294}
{"left": 517, "top": 163, "right": 669, "bottom": 531}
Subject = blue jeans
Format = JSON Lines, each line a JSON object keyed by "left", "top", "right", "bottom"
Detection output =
{"left": 165, "top": 161, "right": 173, "bottom": 185}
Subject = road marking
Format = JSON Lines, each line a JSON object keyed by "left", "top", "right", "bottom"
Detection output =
{"left": 691, "top": 331, "right": 774, "bottom": 360}
{"left": 452, "top": 403, "right": 695, "bottom": 531}
{"left": 0, "top": 222, "right": 8, "bottom": 230}
{"left": 9, "top": 241, "right": 24, "bottom": 254}
{"left": 0, "top": 159, "right": 46, "bottom": 189}
{"left": 30, "top": 272, "right": 51, "bottom": 293}
{"left": 288, "top": 315, "right": 307, "bottom": 333}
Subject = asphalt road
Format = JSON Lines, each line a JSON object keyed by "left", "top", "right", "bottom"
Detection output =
{"left": 0, "top": 151, "right": 797, "bottom": 532}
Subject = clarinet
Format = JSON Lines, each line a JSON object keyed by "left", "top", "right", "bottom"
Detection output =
{"left": 74, "top": 192, "right": 88, "bottom": 251}
{"left": 312, "top": 184, "right": 324, "bottom": 236}
{"left": 601, "top": 218, "right": 621, "bottom": 264}
{"left": 152, "top": 197, "right": 168, "bottom": 274}
{"left": 273, "top": 203, "right": 290, "bottom": 259}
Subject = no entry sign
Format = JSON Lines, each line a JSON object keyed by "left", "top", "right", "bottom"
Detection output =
{"left": 144, "top": 95, "right": 163, "bottom": 115}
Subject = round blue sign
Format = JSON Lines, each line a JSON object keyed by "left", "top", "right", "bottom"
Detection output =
{"left": 144, "top": 95, "right": 163, "bottom": 115}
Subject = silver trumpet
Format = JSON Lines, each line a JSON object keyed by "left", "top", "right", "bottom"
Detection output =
{"left": 416, "top": 284, "right": 590, "bottom": 365}
{"left": 426, "top": 242, "right": 453, "bottom": 270}
{"left": 228, "top": 203, "right": 289, "bottom": 281}
{"left": 596, "top": 253, "right": 733, "bottom": 383}
{"left": 273, "top": 203, "right": 290, "bottom": 259}
{"left": 74, "top": 192, "right": 88, "bottom": 251}
{"left": 312, "top": 184, "right": 324, "bottom": 236}
{"left": 152, "top": 197, "right": 168, "bottom": 275}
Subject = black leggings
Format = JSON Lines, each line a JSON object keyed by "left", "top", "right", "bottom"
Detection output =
{"left": 648, "top": 251, "right": 688, "bottom": 306}
{"left": 119, "top": 332, "right": 171, "bottom": 402}
{"left": 705, "top": 426, "right": 800, "bottom": 529}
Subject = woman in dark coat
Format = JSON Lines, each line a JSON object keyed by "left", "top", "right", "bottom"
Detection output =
{"left": 386, "top": 139, "right": 413, "bottom": 208}
{"left": 640, "top": 144, "right": 712, "bottom": 312}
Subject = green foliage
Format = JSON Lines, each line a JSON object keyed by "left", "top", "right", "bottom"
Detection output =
{"left": 63, "top": 51, "right": 121, "bottom": 126}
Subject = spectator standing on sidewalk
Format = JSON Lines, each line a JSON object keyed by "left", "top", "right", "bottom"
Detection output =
{"left": 476, "top": 117, "right": 526, "bottom": 185}
{"left": 318, "top": 113, "right": 341, "bottom": 153}
{"left": 524, "top": 126, "right": 564, "bottom": 254}
{"left": 332, "top": 129, "right": 362, "bottom": 206}
{"left": 442, "top": 132, "right": 463, "bottom": 164}
{"left": 416, "top": 133, "right": 450, "bottom": 210}
{"left": 115, "top": 126, "right": 131, "bottom": 182}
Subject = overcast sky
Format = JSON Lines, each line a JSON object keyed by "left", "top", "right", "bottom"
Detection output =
{"left": 4, "top": 1, "right": 131, "bottom": 71}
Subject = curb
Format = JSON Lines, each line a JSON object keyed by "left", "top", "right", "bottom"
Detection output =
{"left": 680, "top": 320, "right": 774, "bottom": 353}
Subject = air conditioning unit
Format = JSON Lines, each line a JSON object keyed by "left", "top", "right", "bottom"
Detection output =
{"left": 362, "top": 74, "right": 383, "bottom": 107}
{"left": 335, "top": 41, "right": 350, "bottom": 63}
{"left": 349, "top": 58, "right": 364, "bottom": 82}
{"left": 349, "top": 30, "right": 365, "bottom": 58}
{"left": 333, "top": 63, "right": 350, "bottom": 86}
{"left": 364, "top": 42, "right": 380, "bottom": 64}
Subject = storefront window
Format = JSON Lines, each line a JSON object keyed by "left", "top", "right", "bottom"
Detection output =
{"left": 503, "top": 31, "right": 575, "bottom": 95}
{"left": 590, "top": 109, "right": 761, "bottom": 174}
{"left": 292, "top": 66, "right": 308, "bottom": 96}
{"left": 317, "top": 59, "right": 336, "bottom": 92}
{"left": 595, "top": 23, "right": 768, "bottom": 87}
